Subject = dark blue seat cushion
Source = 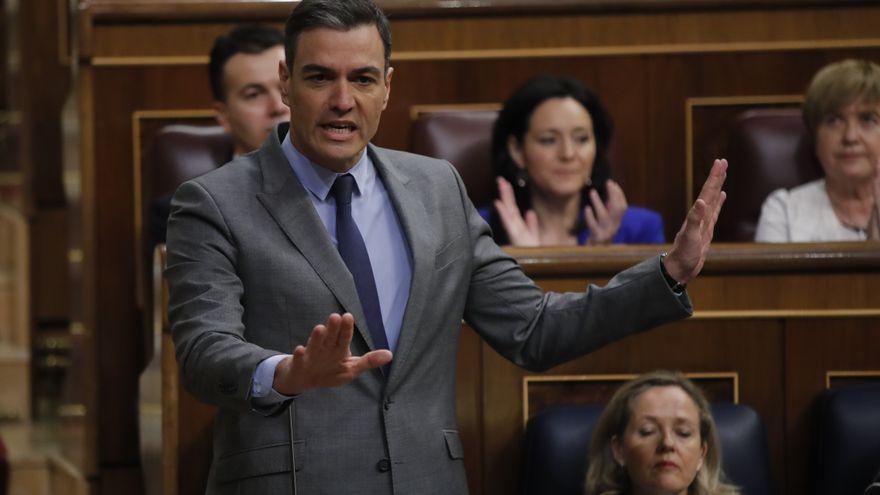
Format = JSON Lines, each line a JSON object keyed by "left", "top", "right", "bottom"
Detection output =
{"left": 817, "top": 385, "right": 880, "bottom": 495}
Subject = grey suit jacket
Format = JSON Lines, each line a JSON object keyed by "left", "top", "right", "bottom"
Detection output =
{"left": 166, "top": 126, "right": 692, "bottom": 494}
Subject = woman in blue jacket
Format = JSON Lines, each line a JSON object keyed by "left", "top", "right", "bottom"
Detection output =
{"left": 484, "top": 75, "right": 664, "bottom": 246}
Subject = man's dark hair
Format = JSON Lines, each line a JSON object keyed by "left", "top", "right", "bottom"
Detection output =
{"left": 209, "top": 24, "right": 284, "bottom": 102}
{"left": 284, "top": 0, "right": 392, "bottom": 72}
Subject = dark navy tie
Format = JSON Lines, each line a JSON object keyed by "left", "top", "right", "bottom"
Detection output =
{"left": 331, "top": 174, "right": 390, "bottom": 351}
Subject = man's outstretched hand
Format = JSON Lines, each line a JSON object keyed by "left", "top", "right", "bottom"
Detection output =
{"left": 272, "top": 313, "right": 392, "bottom": 396}
{"left": 663, "top": 159, "right": 728, "bottom": 285}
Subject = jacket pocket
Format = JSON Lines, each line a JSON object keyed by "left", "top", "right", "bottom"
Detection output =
{"left": 442, "top": 429, "right": 464, "bottom": 460}
{"left": 215, "top": 441, "right": 305, "bottom": 484}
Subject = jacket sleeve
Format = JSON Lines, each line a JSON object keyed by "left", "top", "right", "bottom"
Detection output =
{"left": 165, "top": 179, "right": 280, "bottom": 412}
{"left": 455, "top": 170, "right": 693, "bottom": 372}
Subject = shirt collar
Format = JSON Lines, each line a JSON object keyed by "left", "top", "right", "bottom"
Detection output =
{"left": 281, "top": 133, "right": 373, "bottom": 201}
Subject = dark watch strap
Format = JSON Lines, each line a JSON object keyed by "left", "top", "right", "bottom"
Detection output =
{"left": 660, "top": 252, "right": 686, "bottom": 293}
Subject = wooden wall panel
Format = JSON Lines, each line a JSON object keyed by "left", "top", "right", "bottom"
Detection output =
{"left": 87, "top": 66, "right": 215, "bottom": 472}
{"left": 70, "top": 1, "right": 880, "bottom": 493}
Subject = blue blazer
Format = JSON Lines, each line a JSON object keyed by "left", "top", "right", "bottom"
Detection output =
{"left": 478, "top": 205, "right": 665, "bottom": 245}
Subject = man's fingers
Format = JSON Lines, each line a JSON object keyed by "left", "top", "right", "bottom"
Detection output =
{"left": 292, "top": 345, "right": 306, "bottom": 360}
{"left": 345, "top": 350, "right": 393, "bottom": 378}
{"left": 686, "top": 198, "right": 708, "bottom": 232}
{"left": 362, "top": 350, "right": 393, "bottom": 369}
{"left": 696, "top": 159, "right": 728, "bottom": 206}
{"left": 335, "top": 313, "right": 355, "bottom": 348}
{"left": 322, "top": 313, "right": 344, "bottom": 350}
{"left": 704, "top": 190, "right": 727, "bottom": 239}
{"left": 307, "top": 324, "right": 326, "bottom": 351}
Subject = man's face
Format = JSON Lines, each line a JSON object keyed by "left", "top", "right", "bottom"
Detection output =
{"left": 280, "top": 24, "right": 392, "bottom": 173}
{"left": 214, "top": 45, "right": 290, "bottom": 156}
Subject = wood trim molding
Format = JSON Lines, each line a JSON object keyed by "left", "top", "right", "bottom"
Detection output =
{"left": 393, "top": 38, "right": 880, "bottom": 62}
{"left": 161, "top": 333, "right": 180, "bottom": 495}
{"left": 0, "top": 204, "right": 29, "bottom": 347}
{"left": 521, "top": 372, "right": 739, "bottom": 427}
{"left": 508, "top": 242, "right": 880, "bottom": 276}
{"left": 0, "top": 172, "right": 23, "bottom": 186}
{"left": 825, "top": 370, "right": 880, "bottom": 389}
{"left": 693, "top": 309, "right": 880, "bottom": 320}
{"left": 684, "top": 94, "right": 804, "bottom": 208}
{"left": 80, "top": 0, "right": 879, "bottom": 22}
{"left": 409, "top": 103, "right": 502, "bottom": 121}
{"left": 93, "top": 55, "right": 208, "bottom": 67}
{"left": 87, "top": 38, "right": 880, "bottom": 67}
{"left": 58, "top": 0, "right": 72, "bottom": 66}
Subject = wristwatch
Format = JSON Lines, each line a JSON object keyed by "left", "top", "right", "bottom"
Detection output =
{"left": 659, "top": 252, "right": 687, "bottom": 293}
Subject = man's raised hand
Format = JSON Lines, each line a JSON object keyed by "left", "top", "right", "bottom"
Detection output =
{"left": 272, "top": 313, "right": 393, "bottom": 395}
{"left": 663, "top": 159, "right": 728, "bottom": 284}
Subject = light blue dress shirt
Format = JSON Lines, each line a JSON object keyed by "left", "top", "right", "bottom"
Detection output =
{"left": 251, "top": 134, "right": 413, "bottom": 400}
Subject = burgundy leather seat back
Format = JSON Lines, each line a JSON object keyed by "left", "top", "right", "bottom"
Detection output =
{"left": 142, "top": 124, "right": 233, "bottom": 248}
{"left": 409, "top": 110, "right": 499, "bottom": 208}
{"left": 139, "top": 124, "right": 232, "bottom": 369}
{"left": 717, "top": 108, "right": 823, "bottom": 241}
{"left": 145, "top": 124, "right": 234, "bottom": 201}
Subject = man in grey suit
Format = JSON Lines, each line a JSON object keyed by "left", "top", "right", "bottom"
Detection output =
{"left": 166, "top": 0, "right": 728, "bottom": 493}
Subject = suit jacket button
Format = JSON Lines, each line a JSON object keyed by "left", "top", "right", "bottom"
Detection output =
{"left": 376, "top": 459, "right": 391, "bottom": 472}
{"left": 383, "top": 399, "right": 393, "bottom": 410}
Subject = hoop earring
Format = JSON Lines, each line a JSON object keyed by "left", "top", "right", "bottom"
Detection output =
{"left": 515, "top": 169, "right": 528, "bottom": 188}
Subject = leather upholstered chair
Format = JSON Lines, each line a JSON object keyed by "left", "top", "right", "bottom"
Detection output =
{"left": 138, "top": 124, "right": 230, "bottom": 495}
{"left": 139, "top": 124, "right": 232, "bottom": 373}
{"left": 716, "top": 108, "right": 824, "bottom": 241}
{"left": 142, "top": 124, "right": 233, "bottom": 251}
{"left": 522, "top": 404, "right": 603, "bottom": 495}
{"left": 409, "top": 109, "right": 499, "bottom": 209}
{"left": 815, "top": 385, "right": 880, "bottom": 495}
{"left": 521, "top": 403, "right": 773, "bottom": 495}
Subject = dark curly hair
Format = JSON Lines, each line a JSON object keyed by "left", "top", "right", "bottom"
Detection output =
{"left": 490, "top": 75, "right": 614, "bottom": 243}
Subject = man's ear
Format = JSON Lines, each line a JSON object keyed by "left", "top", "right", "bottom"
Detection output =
{"left": 507, "top": 135, "right": 526, "bottom": 170}
{"left": 279, "top": 60, "right": 291, "bottom": 107}
{"left": 382, "top": 66, "right": 394, "bottom": 111}
{"left": 213, "top": 101, "right": 233, "bottom": 135}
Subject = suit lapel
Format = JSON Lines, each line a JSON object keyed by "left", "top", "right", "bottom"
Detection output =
{"left": 369, "top": 146, "right": 436, "bottom": 386}
{"left": 254, "top": 131, "right": 375, "bottom": 350}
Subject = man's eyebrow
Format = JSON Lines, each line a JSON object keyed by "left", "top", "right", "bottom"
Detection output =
{"left": 350, "top": 66, "right": 383, "bottom": 77}
{"left": 300, "top": 64, "right": 334, "bottom": 74}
